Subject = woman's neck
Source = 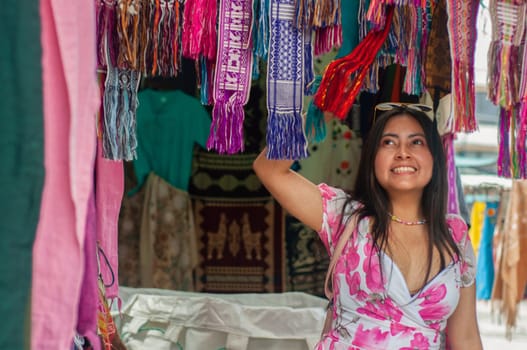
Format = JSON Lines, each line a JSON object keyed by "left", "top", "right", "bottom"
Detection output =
{"left": 389, "top": 193, "right": 424, "bottom": 220}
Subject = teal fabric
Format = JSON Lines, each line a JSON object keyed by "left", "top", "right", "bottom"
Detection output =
{"left": 0, "top": 0, "right": 44, "bottom": 348}
{"left": 133, "top": 89, "right": 212, "bottom": 192}
{"left": 335, "top": 0, "right": 360, "bottom": 58}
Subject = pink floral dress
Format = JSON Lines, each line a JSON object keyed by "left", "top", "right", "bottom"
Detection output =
{"left": 315, "top": 184, "right": 476, "bottom": 350}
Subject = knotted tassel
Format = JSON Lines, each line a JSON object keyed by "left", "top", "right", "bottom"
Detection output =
{"left": 96, "top": 0, "right": 119, "bottom": 68}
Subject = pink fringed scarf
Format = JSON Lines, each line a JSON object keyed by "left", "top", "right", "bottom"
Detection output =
{"left": 207, "top": 0, "right": 253, "bottom": 154}
{"left": 445, "top": 0, "right": 479, "bottom": 133}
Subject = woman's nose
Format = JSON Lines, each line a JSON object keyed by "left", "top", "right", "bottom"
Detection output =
{"left": 395, "top": 146, "right": 410, "bottom": 159}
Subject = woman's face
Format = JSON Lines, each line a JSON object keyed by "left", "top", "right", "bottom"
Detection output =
{"left": 374, "top": 114, "right": 433, "bottom": 198}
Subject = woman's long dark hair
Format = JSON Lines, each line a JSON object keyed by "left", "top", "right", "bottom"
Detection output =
{"left": 347, "top": 106, "right": 461, "bottom": 292}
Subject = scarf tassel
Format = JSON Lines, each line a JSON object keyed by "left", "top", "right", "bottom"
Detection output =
{"left": 488, "top": 41, "right": 520, "bottom": 108}
{"left": 314, "top": 25, "right": 342, "bottom": 56}
{"left": 497, "top": 108, "right": 511, "bottom": 178}
{"left": 451, "top": 59, "right": 476, "bottom": 132}
{"left": 266, "top": 111, "right": 308, "bottom": 159}
{"left": 207, "top": 101, "right": 245, "bottom": 154}
{"left": 96, "top": 0, "right": 118, "bottom": 68}
{"left": 102, "top": 68, "right": 140, "bottom": 161}
{"left": 517, "top": 103, "right": 527, "bottom": 178}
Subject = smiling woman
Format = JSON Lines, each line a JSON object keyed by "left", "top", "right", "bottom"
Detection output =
{"left": 253, "top": 103, "right": 484, "bottom": 350}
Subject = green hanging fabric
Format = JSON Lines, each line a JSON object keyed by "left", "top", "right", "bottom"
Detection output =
{"left": 0, "top": 0, "right": 44, "bottom": 349}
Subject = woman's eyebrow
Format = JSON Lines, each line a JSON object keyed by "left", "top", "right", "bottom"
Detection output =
{"left": 381, "top": 132, "right": 425, "bottom": 138}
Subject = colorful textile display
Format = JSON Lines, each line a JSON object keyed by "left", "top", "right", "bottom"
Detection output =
{"left": 97, "top": 0, "right": 184, "bottom": 76}
{"left": 189, "top": 149, "right": 286, "bottom": 292}
{"left": 445, "top": 0, "right": 479, "bottom": 133}
{"left": 266, "top": 0, "right": 309, "bottom": 159}
{"left": 0, "top": 1, "right": 44, "bottom": 348}
{"left": 208, "top": 0, "right": 254, "bottom": 154}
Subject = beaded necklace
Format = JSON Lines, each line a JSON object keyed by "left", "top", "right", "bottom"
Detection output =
{"left": 388, "top": 213, "right": 427, "bottom": 226}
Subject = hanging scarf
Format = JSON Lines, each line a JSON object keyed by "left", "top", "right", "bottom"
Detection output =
{"left": 207, "top": 0, "right": 253, "bottom": 154}
{"left": 425, "top": 0, "right": 452, "bottom": 103}
{"left": 443, "top": 133, "right": 460, "bottom": 215}
{"left": 102, "top": 63, "right": 141, "bottom": 160}
{"left": 96, "top": 0, "right": 119, "bottom": 69}
{"left": 266, "top": 0, "right": 309, "bottom": 159}
{"left": 445, "top": 0, "right": 479, "bottom": 133}
{"left": 182, "top": 0, "right": 217, "bottom": 61}
{"left": 488, "top": 0, "right": 527, "bottom": 178}
{"left": 517, "top": 39, "right": 527, "bottom": 178}
{"left": 313, "top": 5, "right": 394, "bottom": 119}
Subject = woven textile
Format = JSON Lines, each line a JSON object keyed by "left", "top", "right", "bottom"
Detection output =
{"left": 285, "top": 215, "right": 329, "bottom": 297}
{"left": 189, "top": 149, "right": 286, "bottom": 293}
{"left": 266, "top": 0, "right": 308, "bottom": 159}
{"left": 208, "top": 0, "right": 254, "bottom": 154}
{"left": 425, "top": 0, "right": 451, "bottom": 100}
{"left": 446, "top": 0, "right": 479, "bottom": 132}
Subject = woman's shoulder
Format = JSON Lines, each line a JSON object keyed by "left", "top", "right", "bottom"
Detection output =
{"left": 318, "top": 183, "right": 359, "bottom": 213}
{"left": 445, "top": 213, "right": 468, "bottom": 243}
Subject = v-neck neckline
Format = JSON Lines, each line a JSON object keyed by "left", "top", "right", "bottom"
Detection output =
{"left": 380, "top": 251, "right": 455, "bottom": 299}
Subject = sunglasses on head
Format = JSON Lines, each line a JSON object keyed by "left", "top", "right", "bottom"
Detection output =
{"left": 373, "top": 102, "right": 434, "bottom": 124}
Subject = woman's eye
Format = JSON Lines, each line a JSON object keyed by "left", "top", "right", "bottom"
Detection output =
{"left": 412, "top": 139, "right": 425, "bottom": 145}
{"left": 382, "top": 139, "right": 395, "bottom": 146}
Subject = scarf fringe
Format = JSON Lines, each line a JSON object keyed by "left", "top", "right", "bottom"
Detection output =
{"left": 451, "top": 60, "right": 477, "bottom": 132}
{"left": 207, "top": 101, "right": 245, "bottom": 154}
{"left": 314, "top": 25, "right": 342, "bottom": 56}
{"left": 305, "top": 75, "right": 326, "bottom": 142}
{"left": 497, "top": 108, "right": 511, "bottom": 178}
{"left": 102, "top": 68, "right": 140, "bottom": 161}
{"left": 266, "top": 112, "right": 308, "bottom": 159}
{"left": 488, "top": 41, "right": 521, "bottom": 108}
{"left": 96, "top": 0, "right": 118, "bottom": 68}
{"left": 517, "top": 103, "right": 527, "bottom": 178}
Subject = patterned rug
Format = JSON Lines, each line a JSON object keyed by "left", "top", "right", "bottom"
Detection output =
{"left": 189, "top": 147, "right": 285, "bottom": 293}
{"left": 285, "top": 215, "right": 329, "bottom": 297}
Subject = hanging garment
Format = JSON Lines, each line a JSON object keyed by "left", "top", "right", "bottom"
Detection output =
{"left": 133, "top": 89, "right": 211, "bottom": 193}
{"left": 76, "top": 193, "right": 101, "bottom": 350}
{"left": 0, "top": 1, "right": 44, "bottom": 348}
{"left": 492, "top": 180, "right": 527, "bottom": 337}
{"left": 32, "top": 0, "right": 100, "bottom": 349}
{"left": 139, "top": 173, "right": 198, "bottom": 290}
{"left": 476, "top": 201, "right": 499, "bottom": 300}
{"left": 118, "top": 164, "right": 146, "bottom": 288}
{"left": 468, "top": 201, "right": 485, "bottom": 257}
{"left": 297, "top": 119, "right": 362, "bottom": 192}
{"left": 95, "top": 137, "right": 124, "bottom": 302}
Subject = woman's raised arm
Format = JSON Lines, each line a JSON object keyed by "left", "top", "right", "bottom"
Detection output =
{"left": 253, "top": 147, "right": 323, "bottom": 232}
